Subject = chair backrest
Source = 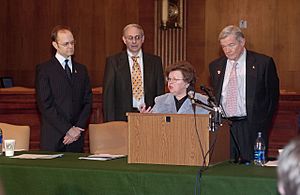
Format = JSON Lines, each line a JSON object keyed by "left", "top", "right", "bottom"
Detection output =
{"left": 0, "top": 122, "right": 30, "bottom": 150}
{"left": 89, "top": 121, "right": 128, "bottom": 155}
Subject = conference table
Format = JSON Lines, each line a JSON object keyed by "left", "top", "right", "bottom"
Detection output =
{"left": 0, "top": 152, "right": 277, "bottom": 195}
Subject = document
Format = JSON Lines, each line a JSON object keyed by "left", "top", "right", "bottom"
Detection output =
{"left": 264, "top": 160, "right": 278, "bottom": 167}
{"left": 79, "top": 154, "right": 126, "bottom": 161}
{"left": 10, "top": 153, "right": 64, "bottom": 159}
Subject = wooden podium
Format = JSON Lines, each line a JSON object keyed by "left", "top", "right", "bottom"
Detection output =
{"left": 127, "top": 113, "right": 229, "bottom": 166}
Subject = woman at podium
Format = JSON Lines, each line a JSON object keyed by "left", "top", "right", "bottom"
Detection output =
{"left": 140, "top": 61, "right": 209, "bottom": 114}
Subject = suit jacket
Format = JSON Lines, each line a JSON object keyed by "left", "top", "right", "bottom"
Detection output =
{"left": 103, "top": 51, "right": 165, "bottom": 121}
{"left": 209, "top": 50, "right": 279, "bottom": 139}
{"left": 152, "top": 93, "right": 209, "bottom": 114}
{"left": 35, "top": 57, "right": 92, "bottom": 152}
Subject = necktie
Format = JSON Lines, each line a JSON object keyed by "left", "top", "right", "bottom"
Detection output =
{"left": 65, "top": 59, "right": 72, "bottom": 80}
{"left": 225, "top": 62, "right": 238, "bottom": 116}
{"left": 131, "top": 56, "right": 144, "bottom": 101}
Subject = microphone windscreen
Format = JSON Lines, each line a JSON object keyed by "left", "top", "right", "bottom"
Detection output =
{"left": 187, "top": 85, "right": 195, "bottom": 99}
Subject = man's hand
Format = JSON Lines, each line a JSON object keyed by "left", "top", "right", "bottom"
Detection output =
{"left": 63, "top": 127, "right": 84, "bottom": 145}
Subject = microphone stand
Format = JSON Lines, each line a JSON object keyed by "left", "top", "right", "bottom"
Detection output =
{"left": 220, "top": 104, "right": 249, "bottom": 164}
{"left": 200, "top": 85, "right": 248, "bottom": 164}
{"left": 189, "top": 97, "right": 222, "bottom": 132}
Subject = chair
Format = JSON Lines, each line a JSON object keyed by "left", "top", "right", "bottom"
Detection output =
{"left": 89, "top": 121, "right": 128, "bottom": 155}
{"left": 0, "top": 77, "right": 13, "bottom": 88}
{"left": 0, "top": 122, "right": 30, "bottom": 150}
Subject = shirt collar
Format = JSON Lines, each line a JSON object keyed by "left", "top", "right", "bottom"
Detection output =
{"left": 55, "top": 53, "right": 72, "bottom": 66}
{"left": 127, "top": 49, "right": 143, "bottom": 59}
{"left": 228, "top": 48, "right": 246, "bottom": 66}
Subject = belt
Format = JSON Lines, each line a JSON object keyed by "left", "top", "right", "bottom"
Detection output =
{"left": 226, "top": 116, "right": 247, "bottom": 121}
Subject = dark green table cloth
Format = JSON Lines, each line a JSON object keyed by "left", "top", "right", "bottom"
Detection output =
{"left": 0, "top": 152, "right": 277, "bottom": 195}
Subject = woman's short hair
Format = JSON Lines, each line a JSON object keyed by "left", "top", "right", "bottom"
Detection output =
{"left": 165, "top": 61, "right": 196, "bottom": 86}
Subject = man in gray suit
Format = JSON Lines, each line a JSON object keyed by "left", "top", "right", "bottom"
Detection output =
{"left": 103, "top": 24, "right": 165, "bottom": 121}
{"left": 36, "top": 25, "right": 92, "bottom": 152}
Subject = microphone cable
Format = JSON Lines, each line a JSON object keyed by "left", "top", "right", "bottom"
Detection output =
{"left": 188, "top": 86, "right": 221, "bottom": 194}
{"left": 192, "top": 108, "right": 205, "bottom": 195}
{"left": 190, "top": 97, "right": 212, "bottom": 195}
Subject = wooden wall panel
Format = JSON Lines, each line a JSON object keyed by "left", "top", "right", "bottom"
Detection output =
{"left": 155, "top": 0, "right": 187, "bottom": 67}
{"left": 139, "top": 0, "right": 155, "bottom": 53}
{"left": 186, "top": 0, "right": 206, "bottom": 87}
{"left": 204, "top": 0, "right": 300, "bottom": 92}
{"left": 274, "top": 0, "right": 300, "bottom": 92}
{"left": 0, "top": 0, "right": 142, "bottom": 88}
{"left": 154, "top": 0, "right": 206, "bottom": 89}
{"left": 1, "top": 0, "right": 300, "bottom": 92}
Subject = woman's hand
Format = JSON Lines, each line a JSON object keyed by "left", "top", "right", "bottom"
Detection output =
{"left": 139, "top": 104, "right": 153, "bottom": 113}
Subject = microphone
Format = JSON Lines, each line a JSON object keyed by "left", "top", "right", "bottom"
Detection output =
{"left": 187, "top": 85, "right": 195, "bottom": 98}
{"left": 186, "top": 85, "right": 196, "bottom": 113}
{"left": 187, "top": 86, "right": 214, "bottom": 112}
{"left": 187, "top": 90, "right": 195, "bottom": 101}
{"left": 187, "top": 85, "right": 223, "bottom": 132}
{"left": 200, "top": 85, "right": 216, "bottom": 107}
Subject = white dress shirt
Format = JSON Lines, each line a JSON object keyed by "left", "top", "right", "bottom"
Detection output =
{"left": 221, "top": 49, "right": 247, "bottom": 117}
{"left": 55, "top": 53, "right": 72, "bottom": 72}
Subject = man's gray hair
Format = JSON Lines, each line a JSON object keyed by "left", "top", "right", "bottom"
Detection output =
{"left": 218, "top": 25, "right": 244, "bottom": 42}
{"left": 122, "top": 24, "right": 144, "bottom": 36}
{"left": 277, "top": 136, "right": 300, "bottom": 195}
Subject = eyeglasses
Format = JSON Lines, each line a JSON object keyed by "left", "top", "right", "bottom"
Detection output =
{"left": 166, "top": 77, "right": 185, "bottom": 83}
{"left": 57, "top": 40, "right": 76, "bottom": 47}
{"left": 125, "top": 35, "right": 143, "bottom": 42}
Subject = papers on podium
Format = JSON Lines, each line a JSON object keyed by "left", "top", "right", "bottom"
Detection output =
{"left": 79, "top": 154, "right": 126, "bottom": 161}
{"left": 10, "top": 154, "right": 64, "bottom": 159}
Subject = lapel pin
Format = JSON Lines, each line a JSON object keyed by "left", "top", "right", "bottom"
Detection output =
{"left": 252, "top": 66, "right": 255, "bottom": 69}
{"left": 217, "top": 70, "right": 221, "bottom": 75}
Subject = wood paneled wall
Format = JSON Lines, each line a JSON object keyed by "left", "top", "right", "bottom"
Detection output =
{"left": 1, "top": 0, "right": 300, "bottom": 92}
{"left": 154, "top": 1, "right": 187, "bottom": 66}
{"left": 186, "top": 0, "right": 206, "bottom": 87}
{"left": 0, "top": 0, "right": 154, "bottom": 88}
{"left": 155, "top": 0, "right": 206, "bottom": 87}
{"left": 204, "top": 0, "right": 300, "bottom": 92}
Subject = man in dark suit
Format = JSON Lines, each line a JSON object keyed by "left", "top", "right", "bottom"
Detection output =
{"left": 209, "top": 25, "right": 279, "bottom": 162}
{"left": 103, "top": 24, "right": 165, "bottom": 121}
{"left": 36, "top": 25, "right": 92, "bottom": 152}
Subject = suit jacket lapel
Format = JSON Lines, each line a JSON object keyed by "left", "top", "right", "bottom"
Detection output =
{"left": 215, "top": 58, "right": 227, "bottom": 104}
{"left": 71, "top": 62, "right": 79, "bottom": 84}
{"left": 162, "top": 94, "right": 177, "bottom": 113}
{"left": 120, "top": 52, "right": 133, "bottom": 106}
{"left": 52, "top": 57, "right": 72, "bottom": 85}
{"left": 246, "top": 51, "right": 257, "bottom": 114}
{"left": 143, "top": 53, "right": 152, "bottom": 99}
{"left": 178, "top": 98, "right": 191, "bottom": 114}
